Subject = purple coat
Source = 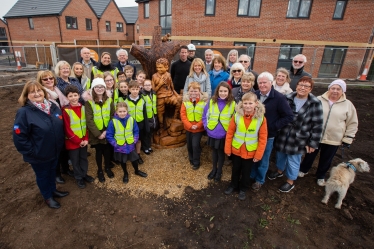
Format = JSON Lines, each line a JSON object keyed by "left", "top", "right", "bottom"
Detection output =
{"left": 203, "top": 98, "right": 233, "bottom": 139}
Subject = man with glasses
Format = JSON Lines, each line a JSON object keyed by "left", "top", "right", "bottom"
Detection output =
{"left": 114, "top": 49, "right": 136, "bottom": 79}
{"left": 239, "top": 54, "right": 259, "bottom": 90}
{"left": 289, "top": 54, "right": 311, "bottom": 91}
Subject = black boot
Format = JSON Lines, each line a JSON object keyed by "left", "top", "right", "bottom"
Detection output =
{"left": 132, "top": 161, "right": 147, "bottom": 177}
{"left": 105, "top": 168, "right": 114, "bottom": 178}
{"left": 97, "top": 171, "right": 105, "bottom": 182}
{"left": 121, "top": 162, "right": 129, "bottom": 183}
{"left": 45, "top": 197, "right": 61, "bottom": 209}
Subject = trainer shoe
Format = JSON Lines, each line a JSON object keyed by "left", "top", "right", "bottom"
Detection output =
{"left": 298, "top": 171, "right": 308, "bottom": 177}
{"left": 251, "top": 182, "right": 262, "bottom": 192}
{"left": 268, "top": 171, "right": 283, "bottom": 180}
{"left": 317, "top": 179, "right": 325, "bottom": 186}
{"left": 238, "top": 191, "right": 246, "bottom": 201}
{"left": 279, "top": 182, "right": 294, "bottom": 193}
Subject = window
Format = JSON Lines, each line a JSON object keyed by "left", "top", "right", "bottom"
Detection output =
{"left": 106, "top": 21, "right": 111, "bottom": 32}
{"left": 28, "top": 18, "right": 34, "bottom": 29}
{"left": 205, "top": 0, "right": 216, "bottom": 16}
{"left": 86, "top": 18, "right": 92, "bottom": 30}
{"left": 144, "top": 39, "right": 150, "bottom": 45}
{"left": 144, "top": 2, "right": 149, "bottom": 18}
{"left": 116, "top": 22, "right": 123, "bottom": 32}
{"left": 277, "top": 44, "right": 303, "bottom": 69}
{"left": 191, "top": 40, "right": 213, "bottom": 46}
{"left": 66, "top": 16, "right": 77, "bottom": 29}
{"left": 237, "top": 0, "right": 262, "bottom": 17}
{"left": 0, "top": 27, "right": 6, "bottom": 37}
{"left": 333, "top": 0, "right": 347, "bottom": 19}
{"left": 234, "top": 42, "right": 256, "bottom": 67}
{"left": 286, "top": 0, "right": 312, "bottom": 18}
{"left": 318, "top": 46, "right": 347, "bottom": 78}
{"left": 160, "top": 0, "right": 171, "bottom": 35}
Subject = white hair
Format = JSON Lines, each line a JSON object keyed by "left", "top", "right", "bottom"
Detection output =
{"left": 293, "top": 54, "right": 307, "bottom": 63}
{"left": 205, "top": 49, "right": 213, "bottom": 55}
{"left": 116, "top": 49, "right": 128, "bottom": 57}
{"left": 258, "top": 71, "right": 274, "bottom": 83}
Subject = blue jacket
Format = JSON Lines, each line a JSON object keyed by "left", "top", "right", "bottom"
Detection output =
{"left": 255, "top": 87, "right": 294, "bottom": 138}
{"left": 114, "top": 61, "right": 136, "bottom": 80}
{"left": 209, "top": 70, "right": 229, "bottom": 94}
{"left": 13, "top": 101, "right": 64, "bottom": 164}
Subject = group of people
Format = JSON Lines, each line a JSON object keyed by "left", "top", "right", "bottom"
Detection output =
{"left": 13, "top": 46, "right": 358, "bottom": 208}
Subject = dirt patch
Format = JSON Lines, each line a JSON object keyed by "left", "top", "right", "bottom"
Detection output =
{"left": 1, "top": 72, "right": 373, "bottom": 248}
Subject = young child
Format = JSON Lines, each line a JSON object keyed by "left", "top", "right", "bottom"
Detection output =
{"left": 62, "top": 85, "right": 92, "bottom": 189}
{"left": 117, "top": 71, "right": 127, "bottom": 83}
{"left": 181, "top": 82, "right": 207, "bottom": 170}
{"left": 124, "top": 65, "right": 134, "bottom": 80}
{"left": 233, "top": 72, "right": 255, "bottom": 104}
{"left": 124, "top": 80, "right": 150, "bottom": 164}
{"left": 224, "top": 92, "right": 267, "bottom": 201}
{"left": 136, "top": 70, "right": 147, "bottom": 89}
{"left": 140, "top": 79, "right": 158, "bottom": 154}
{"left": 85, "top": 78, "right": 115, "bottom": 182}
{"left": 103, "top": 71, "right": 118, "bottom": 104}
{"left": 106, "top": 102, "right": 147, "bottom": 183}
{"left": 202, "top": 82, "right": 236, "bottom": 182}
{"left": 116, "top": 81, "right": 128, "bottom": 105}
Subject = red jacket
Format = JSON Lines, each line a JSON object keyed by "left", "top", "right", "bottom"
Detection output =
{"left": 62, "top": 104, "right": 89, "bottom": 150}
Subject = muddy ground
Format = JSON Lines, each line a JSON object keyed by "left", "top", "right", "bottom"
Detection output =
{"left": 0, "top": 72, "right": 373, "bottom": 249}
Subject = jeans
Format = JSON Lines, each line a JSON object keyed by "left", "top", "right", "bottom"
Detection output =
{"left": 276, "top": 151, "right": 302, "bottom": 181}
{"left": 251, "top": 137, "right": 274, "bottom": 184}
{"left": 31, "top": 158, "right": 58, "bottom": 200}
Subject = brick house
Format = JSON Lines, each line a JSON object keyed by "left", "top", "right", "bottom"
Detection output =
{"left": 119, "top": 6, "right": 139, "bottom": 44}
{"left": 4, "top": 0, "right": 128, "bottom": 45}
{"left": 0, "top": 19, "right": 10, "bottom": 49}
{"left": 135, "top": 0, "right": 374, "bottom": 79}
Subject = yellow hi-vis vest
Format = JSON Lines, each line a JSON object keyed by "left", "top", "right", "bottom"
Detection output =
{"left": 232, "top": 113, "right": 264, "bottom": 151}
{"left": 92, "top": 67, "right": 119, "bottom": 80}
{"left": 206, "top": 100, "right": 235, "bottom": 131}
{"left": 124, "top": 98, "right": 145, "bottom": 122}
{"left": 110, "top": 89, "right": 119, "bottom": 105}
{"left": 64, "top": 106, "right": 86, "bottom": 138}
{"left": 184, "top": 101, "right": 206, "bottom": 122}
{"left": 88, "top": 98, "right": 112, "bottom": 130}
{"left": 143, "top": 93, "right": 157, "bottom": 118}
{"left": 112, "top": 117, "right": 135, "bottom": 145}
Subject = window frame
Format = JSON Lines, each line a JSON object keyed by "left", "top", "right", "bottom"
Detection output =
{"left": 286, "top": 0, "right": 313, "bottom": 19}
{"left": 85, "top": 18, "right": 92, "bottom": 31}
{"left": 332, "top": 0, "right": 348, "bottom": 20}
{"left": 159, "top": 0, "right": 172, "bottom": 35}
{"left": 0, "top": 27, "right": 6, "bottom": 37}
{"left": 144, "top": 2, "right": 150, "bottom": 18}
{"left": 191, "top": 40, "right": 213, "bottom": 46}
{"left": 144, "top": 39, "right": 150, "bottom": 45}
{"left": 106, "top": 21, "right": 111, "bottom": 32}
{"left": 205, "top": 0, "right": 216, "bottom": 16}
{"left": 237, "top": 0, "right": 262, "bottom": 17}
{"left": 318, "top": 46, "right": 347, "bottom": 78}
{"left": 65, "top": 16, "right": 78, "bottom": 29}
{"left": 116, "top": 22, "right": 124, "bottom": 32}
{"left": 28, "top": 17, "right": 34, "bottom": 30}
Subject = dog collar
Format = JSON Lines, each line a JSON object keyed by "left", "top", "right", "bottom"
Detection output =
{"left": 345, "top": 162, "right": 356, "bottom": 172}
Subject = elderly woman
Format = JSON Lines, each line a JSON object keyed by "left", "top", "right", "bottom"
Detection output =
{"left": 37, "top": 70, "right": 71, "bottom": 184}
{"left": 91, "top": 52, "right": 119, "bottom": 81}
{"left": 232, "top": 72, "right": 255, "bottom": 103}
{"left": 226, "top": 49, "right": 239, "bottom": 73}
{"left": 13, "top": 81, "right": 68, "bottom": 209}
{"left": 55, "top": 60, "right": 85, "bottom": 104}
{"left": 70, "top": 62, "right": 91, "bottom": 90}
{"left": 298, "top": 79, "right": 358, "bottom": 186}
{"left": 209, "top": 55, "right": 229, "bottom": 94}
{"left": 228, "top": 62, "right": 245, "bottom": 88}
{"left": 268, "top": 76, "right": 323, "bottom": 192}
{"left": 183, "top": 58, "right": 211, "bottom": 97}
{"left": 272, "top": 67, "right": 293, "bottom": 95}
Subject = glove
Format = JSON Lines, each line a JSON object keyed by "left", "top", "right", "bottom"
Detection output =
{"left": 341, "top": 142, "right": 350, "bottom": 149}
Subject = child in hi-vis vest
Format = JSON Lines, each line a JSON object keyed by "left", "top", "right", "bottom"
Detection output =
{"left": 224, "top": 92, "right": 267, "bottom": 201}
{"left": 106, "top": 102, "right": 148, "bottom": 183}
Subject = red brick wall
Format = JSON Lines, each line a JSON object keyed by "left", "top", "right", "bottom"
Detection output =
{"left": 98, "top": 1, "right": 127, "bottom": 40}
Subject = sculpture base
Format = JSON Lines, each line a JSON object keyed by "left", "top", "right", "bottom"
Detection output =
{"left": 153, "top": 118, "right": 186, "bottom": 148}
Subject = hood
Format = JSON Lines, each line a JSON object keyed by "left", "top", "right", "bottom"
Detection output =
{"left": 235, "top": 99, "right": 265, "bottom": 119}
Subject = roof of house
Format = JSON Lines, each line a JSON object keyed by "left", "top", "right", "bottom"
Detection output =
{"left": 119, "top": 6, "right": 138, "bottom": 24}
{"left": 86, "top": 0, "right": 111, "bottom": 18}
{"left": 4, "top": 0, "right": 70, "bottom": 18}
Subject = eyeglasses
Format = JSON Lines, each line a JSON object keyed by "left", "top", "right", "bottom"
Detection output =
{"left": 297, "top": 84, "right": 311, "bottom": 89}
{"left": 239, "top": 60, "right": 249, "bottom": 63}
{"left": 94, "top": 86, "right": 105, "bottom": 89}
{"left": 105, "top": 79, "right": 114, "bottom": 83}
{"left": 41, "top": 77, "right": 54, "bottom": 81}
{"left": 29, "top": 89, "right": 43, "bottom": 96}
{"left": 232, "top": 70, "right": 242, "bottom": 73}
{"left": 293, "top": 60, "right": 304, "bottom": 64}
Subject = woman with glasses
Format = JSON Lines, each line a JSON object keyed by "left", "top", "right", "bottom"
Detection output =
{"left": 183, "top": 58, "right": 211, "bottom": 97}
{"left": 13, "top": 81, "right": 68, "bottom": 209}
{"left": 91, "top": 52, "right": 119, "bottom": 82}
{"left": 268, "top": 76, "right": 323, "bottom": 193}
{"left": 228, "top": 63, "right": 245, "bottom": 89}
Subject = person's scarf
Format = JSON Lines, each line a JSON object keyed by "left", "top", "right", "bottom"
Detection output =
{"left": 193, "top": 72, "right": 207, "bottom": 84}
{"left": 213, "top": 69, "right": 223, "bottom": 77}
{"left": 44, "top": 87, "right": 69, "bottom": 108}
{"left": 32, "top": 98, "right": 51, "bottom": 114}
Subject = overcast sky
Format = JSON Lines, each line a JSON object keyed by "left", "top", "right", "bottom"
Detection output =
{"left": 0, "top": 0, "right": 137, "bottom": 20}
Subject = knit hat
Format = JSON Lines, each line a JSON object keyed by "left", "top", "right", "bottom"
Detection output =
{"left": 328, "top": 79, "right": 346, "bottom": 92}
{"left": 91, "top": 78, "right": 106, "bottom": 89}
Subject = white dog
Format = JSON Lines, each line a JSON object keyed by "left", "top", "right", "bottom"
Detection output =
{"left": 321, "top": 158, "right": 370, "bottom": 209}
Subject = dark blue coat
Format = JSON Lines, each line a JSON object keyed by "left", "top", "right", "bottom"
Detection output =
{"left": 114, "top": 61, "right": 136, "bottom": 80}
{"left": 255, "top": 87, "right": 294, "bottom": 138}
{"left": 13, "top": 101, "right": 64, "bottom": 164}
